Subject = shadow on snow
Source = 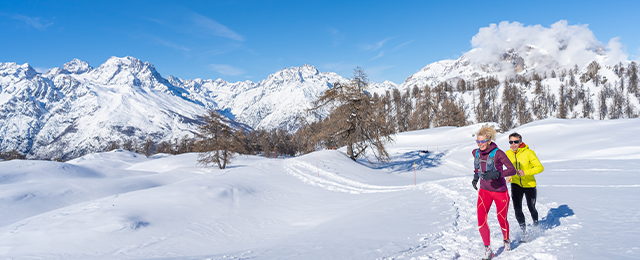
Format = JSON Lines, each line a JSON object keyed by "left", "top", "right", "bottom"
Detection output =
{"left": 506, "top": 204, "right": 575, "bottom": 252}
{"left": 540, "top": 204, "right": 575, "bottom": 229}
{"left": 359, "top": 150, "right": 446, "bottom": 173}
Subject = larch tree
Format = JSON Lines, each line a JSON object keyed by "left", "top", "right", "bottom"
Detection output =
{"left": 558, "top": 84, "right": 567, "bottom": 119}
{"left": 196, "top": 110, "right": 246, "bottom": 169}
{"left": 310, "top": 67, "right": 393, "bottom": 162}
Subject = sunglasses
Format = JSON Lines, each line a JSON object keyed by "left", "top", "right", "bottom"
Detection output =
{"left": 509, "top": 140, "right": 521, "bottom": 144}
{"left": 476, "top": 139, "right": 490, "bottom": 144}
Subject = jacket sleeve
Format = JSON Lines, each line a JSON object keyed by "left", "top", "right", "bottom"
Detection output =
{"left": 496, "top": 150, "right": 516, "bottom": 177}
{"left": 524, "top": 150, "right": 544, "bottom": 176}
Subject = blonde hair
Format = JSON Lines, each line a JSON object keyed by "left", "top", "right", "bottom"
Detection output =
{"left": 476, "top": 124, "right": 497, "bottom": 141}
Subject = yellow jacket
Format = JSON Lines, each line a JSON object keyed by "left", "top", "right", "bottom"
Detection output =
{"left": 505, "top": 143, "right": 544, "bottom": 188}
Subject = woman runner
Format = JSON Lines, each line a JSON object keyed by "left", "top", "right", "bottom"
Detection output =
{"left": 472, "top": 125, "right": 516, "bottom": 259}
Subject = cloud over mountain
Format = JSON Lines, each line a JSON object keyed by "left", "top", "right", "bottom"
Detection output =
{"left": 465, "top": 20, "right": 628, "bottom": 72}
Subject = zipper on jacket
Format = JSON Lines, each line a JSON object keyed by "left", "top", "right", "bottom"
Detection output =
{"left": 515, "top": 150, "right": 523, "bottom": 187}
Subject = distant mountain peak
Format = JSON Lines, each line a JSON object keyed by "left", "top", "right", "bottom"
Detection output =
{"left": 63, "top": 59, "right": 93, "bottom": 74}
{"left": 91, "top": 56, "right": 165, "bottom": 86}
{"left": 0, "top": 62, "right": 38, "bottom": 79}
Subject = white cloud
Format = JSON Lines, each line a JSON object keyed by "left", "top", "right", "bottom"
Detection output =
{"left": 149, "top": 36, "right": 190, "bottom": 52}
{"left": 392, "top": 40, "right": 414, "bottom": 51}
{"left": 9, "top": 14, "right": 53, "bottom": 30}
{"left": 361, "top": 37, "right": 396, "bottom": 51}
{"left": 605, "top": 37, "right": 628, "bottom": 66}
{"left": 190, "top": 12, "right": 244, "bottom": 41}
{"left": 369, "top": 51, "right": 385, "bottom": 61}
{"left": 464, "top": 20, "right": 628, "bottom": 72}
{"left": 208, "top": 64, "right": 246, "bottom": 76}
{"left": 327, "top": 27, "right": 345, "bottom": 46}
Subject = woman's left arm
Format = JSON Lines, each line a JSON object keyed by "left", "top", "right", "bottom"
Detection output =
{"left": 498, "top": 150, "right": 516, "bottom": 177}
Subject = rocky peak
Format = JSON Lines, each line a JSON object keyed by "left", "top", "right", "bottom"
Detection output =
{"left": 501, "top": 48, "right": 526, "bottom": 73}
{"left": 63, "top": 59, "right": 92, "bottom": 74}
{"left": 91, "top": 56, "right": 165, "bottom": 86}
{"left": 0, "top": 62, "right": 38, "bottom": 79}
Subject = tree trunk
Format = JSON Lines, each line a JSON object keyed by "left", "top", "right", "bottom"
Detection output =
{"left": 347, "top": 142, "right": 355, "bottom": 161}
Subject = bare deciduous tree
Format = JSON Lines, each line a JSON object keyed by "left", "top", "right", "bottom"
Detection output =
{"left": 196, "top": 110, "right": 246, "bottom": 169}
{"left": 309, "top": 67, "right": 393, "bottom": 162}
{"left": 0, "top": 149, "right": 26, "bottom": 161}
{"left": 142, "top": 138, "right": 156, "bottom": 157}
{"left": 106, "top": 141, "right": 120, "bottom": 151}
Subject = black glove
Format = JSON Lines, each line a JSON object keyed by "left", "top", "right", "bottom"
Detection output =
{"left": 481, "top": 170, "right": 501, "bottom": 180}
{"left": 472, "top": 173, "right": 479, "bottom": 190}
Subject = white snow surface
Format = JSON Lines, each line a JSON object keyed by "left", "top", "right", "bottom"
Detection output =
{"left": 1, "top": 118, "right": 638, "bottom": 259}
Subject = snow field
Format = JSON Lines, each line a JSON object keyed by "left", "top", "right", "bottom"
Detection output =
{"left": 0, "top": 118, "right": 639, "bottom": 259}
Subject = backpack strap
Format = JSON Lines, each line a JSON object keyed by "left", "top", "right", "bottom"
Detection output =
{"left": 475, "top": 148, "right": 499, "bottom": 173}
{"left": 485, "top": 148, "right": 499, "bottom": 172}
{"left": 474, "top": 149, "right": 481, "bottom": 171}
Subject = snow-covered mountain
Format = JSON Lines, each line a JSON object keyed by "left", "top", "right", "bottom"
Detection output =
{"left": 401, "top": 46, "right": 602, "bottom": 90}
{"left": 398, "top": 39, "right": 638, "bottom": 126}
{"left": 0, "top": 57, "right": 210, "bottom": 160}
{"left": 169, "top": 64, "right": 349, "bottom": 131}
{"left": 2, "top": 24, "right": 638, "bottom": 161}
{"left": 399, "top": 21, "right": 627, "bottom": 90}
{"left": 0, "top": 58, "right": 358, "bottom": 160}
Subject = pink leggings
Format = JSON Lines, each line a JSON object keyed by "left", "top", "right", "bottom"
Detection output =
{"left": 477, "top": 188, "right": 510, "bottom": 246}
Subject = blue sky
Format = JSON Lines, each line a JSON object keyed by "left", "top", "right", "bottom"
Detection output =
{"left": 1, "top": 0, "right": 639, "bottom": 84}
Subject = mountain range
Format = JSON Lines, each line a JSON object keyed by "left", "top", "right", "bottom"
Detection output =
{"left": 1, "top": 43, "right": 636, "bottom": 160}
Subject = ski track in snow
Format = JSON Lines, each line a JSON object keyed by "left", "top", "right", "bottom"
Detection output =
{"left": 282, "top": 160, "right": 416, "bottom": 194}
{"left": 282, "top": 158, "right": 579, "bottom": 260}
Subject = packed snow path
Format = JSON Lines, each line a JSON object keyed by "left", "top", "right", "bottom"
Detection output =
{"left": 280, "top": 154, "right": 580, "bottom": 260}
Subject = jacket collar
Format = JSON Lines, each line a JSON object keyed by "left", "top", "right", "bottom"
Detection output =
{"left": 514, "top": 143, "right": 529, "bottom": 154}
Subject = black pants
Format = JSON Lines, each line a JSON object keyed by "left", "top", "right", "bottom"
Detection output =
{"left": 511, "top": 183, "right": 538, "bottom": 227}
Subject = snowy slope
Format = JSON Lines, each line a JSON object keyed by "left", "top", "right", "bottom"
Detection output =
{"left": 1, "top": 118, "right": 638, "bottom": 259}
